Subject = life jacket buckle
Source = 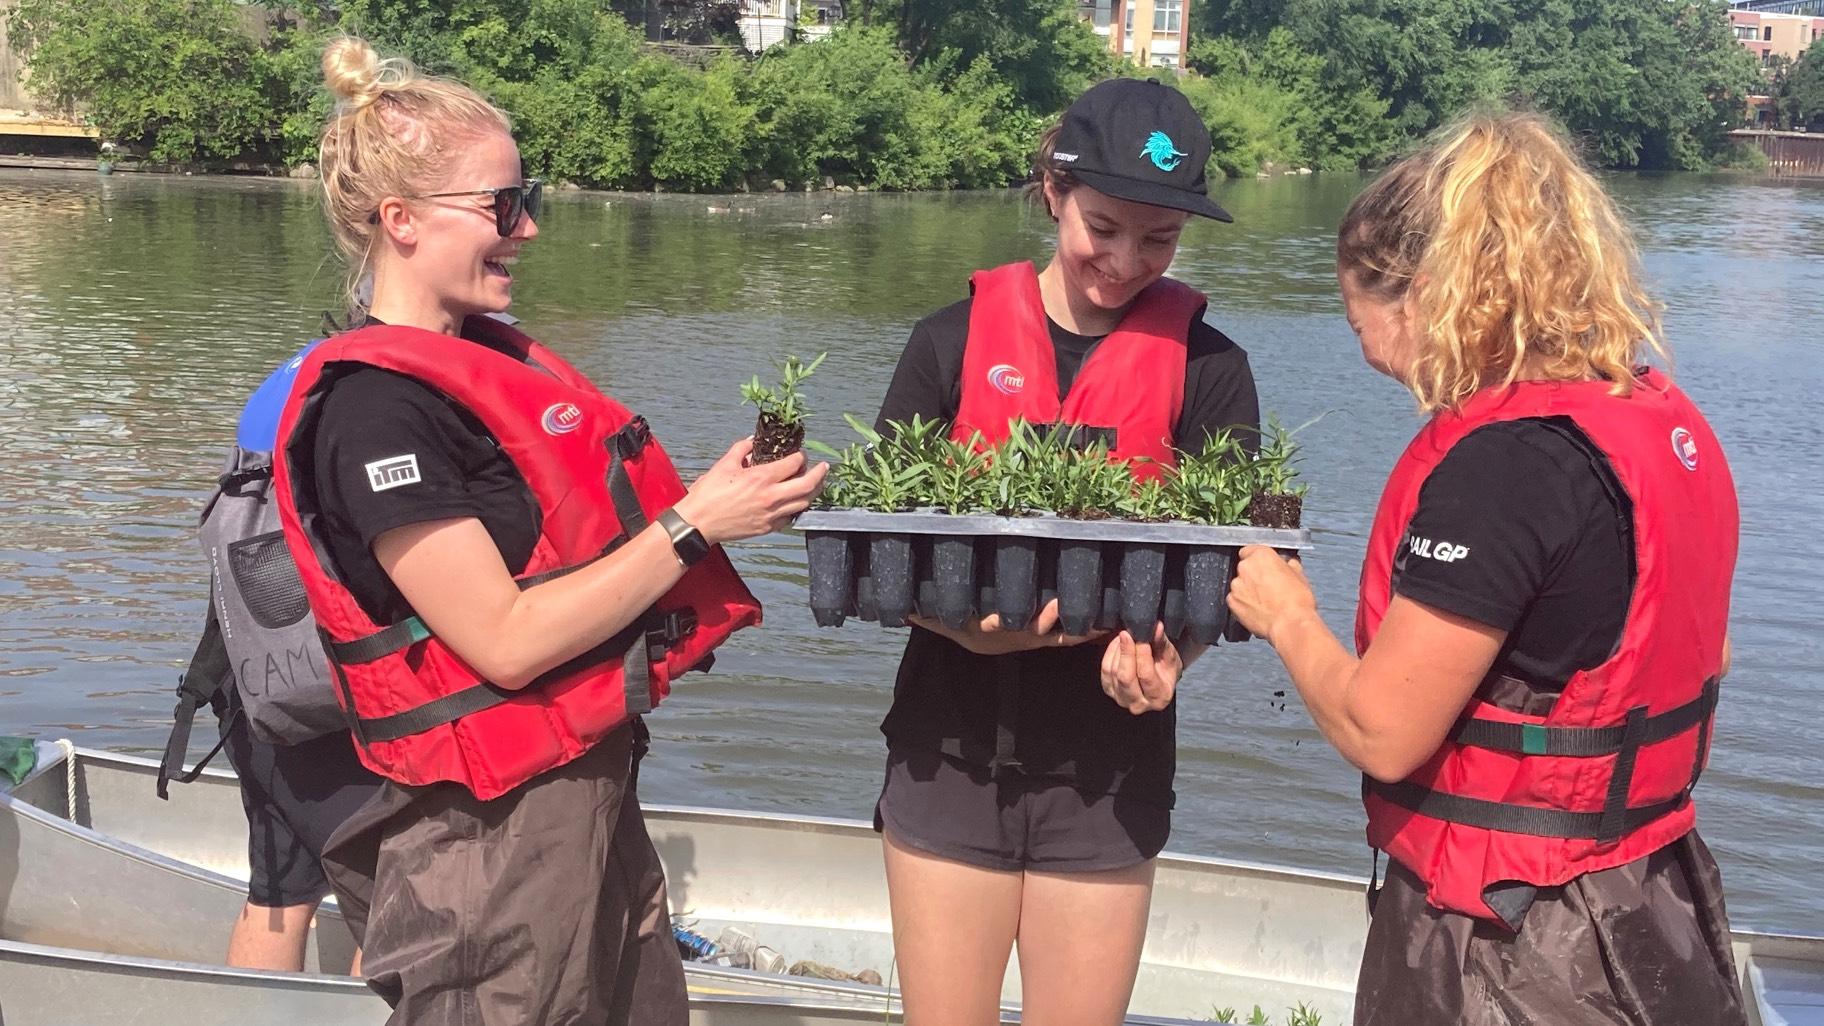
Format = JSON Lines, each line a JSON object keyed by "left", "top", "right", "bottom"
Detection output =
{"left": 654, "top": 609, "right": 698, "bottom": 644}
{"left": 619, "top": 415, "right": 652, "bottom": 455}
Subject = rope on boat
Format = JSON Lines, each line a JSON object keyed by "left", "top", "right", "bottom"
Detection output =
{"left": 53, "top": 738, "right": 76, "bottom": 822}
{"left": 882, "top": 948, "right": 896, "bottom": 1024}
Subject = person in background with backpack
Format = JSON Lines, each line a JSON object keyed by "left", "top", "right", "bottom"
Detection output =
{"left": 159, "top": 341, "right": 382, "bottom": 973}
{"left": 262, "top": 38, "right": 824, "bottom": 1022}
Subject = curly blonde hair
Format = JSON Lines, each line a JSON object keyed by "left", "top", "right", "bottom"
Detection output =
{"left": 317, "top": 37, "right": 511, "bottom": 316}
{"left": 1337, "top": 110, "right": 1666, "bottom": 412}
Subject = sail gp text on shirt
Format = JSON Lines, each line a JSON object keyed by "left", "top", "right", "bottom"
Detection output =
{"left": 1404, "top": 533, "right": 1471, "bottom": 565}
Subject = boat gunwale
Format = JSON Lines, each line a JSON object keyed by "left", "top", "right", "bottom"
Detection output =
{"left": 13, "top": 745, "right": 1819, "bottom": 969}
{"left": 20, "top": 745, "right": 1374, "bottom": 891}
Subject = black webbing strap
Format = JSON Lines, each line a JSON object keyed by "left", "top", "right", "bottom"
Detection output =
{"left": 1596, "top": 705, "right": 1650, "bottom": 845}
{"left": 629, "top": 715, "right": 652, "bottom": 792}
{"left": 350, "top": 608, "right": 697, "bottom": 745}
{"left": 621, "top": 609, "right": 696, "bottom": 717}
{"left": 988, "top": 657, "right": 1022, "bottom": 776}
{"left": 328, "top": 545, "right": 625, "bottom": 666}
{"left": 357, "top": 680, "right": 519, "bottom": 743}
{"left": 1450, "top": 678, "right": 1720, "bottom": 757}
{"left": 1369, "top": 778, "right": 1691, "bottom": 841}
{"left": 605, "top": 416, "right": 653, "bottom": 538}
{"left": 1369, "top": 678, "right": 1718, "bottom": 844}
{"left": 157, "top": 612, "right": 234, "bottom": 800}
{"left": 330, "top": 616, "right": 432, "bottom": 665}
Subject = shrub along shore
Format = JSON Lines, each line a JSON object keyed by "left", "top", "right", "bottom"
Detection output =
{"left": 6, "top": 0, "right": 1771, "bottom": 190}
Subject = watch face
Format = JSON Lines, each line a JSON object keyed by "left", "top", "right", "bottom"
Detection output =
{"left": 663, "top": 509, "right": 709, "bottom": 566}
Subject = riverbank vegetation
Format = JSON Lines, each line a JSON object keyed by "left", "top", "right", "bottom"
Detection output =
{"left": 5, "top": 0, "right": 1767, "bottom": 184}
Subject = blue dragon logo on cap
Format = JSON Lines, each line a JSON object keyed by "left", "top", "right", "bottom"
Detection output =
{"left": 1141, "top": 131, "right": 1188, "bottom": 172}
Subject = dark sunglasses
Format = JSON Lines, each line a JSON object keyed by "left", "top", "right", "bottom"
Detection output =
{"left": 371, "top": 178, "right": 544, "bottom": 237}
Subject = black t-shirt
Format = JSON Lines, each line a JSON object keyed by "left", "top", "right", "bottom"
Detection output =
{"left": 309, "top": 326, "right": 538, "bottom": 625}
{"left": 874, "top": 296, "right": 1262, "bottom": 804}
{"left": 1391, "top": 417, "right": 1632, "bottom": 696}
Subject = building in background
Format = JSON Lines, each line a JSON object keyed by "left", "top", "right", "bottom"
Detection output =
{"left": 1080, "top": 0, "right": 1191, "bottom": 70}
{"left": 739, "top": 0, "right": 842, "bottom": 51}
{"left": 1731, "top": 7, "right": 1824, "bottom": 68}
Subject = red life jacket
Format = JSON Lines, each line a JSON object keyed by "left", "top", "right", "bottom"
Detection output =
{"left": 1355, "top": 369, "right": 1738, "bottom": 927}
{"left": 271, "top": 317, "right": 762, "bottom": 800}
{"left": 950, "top": 261, "right": 1204, "bottom": 479}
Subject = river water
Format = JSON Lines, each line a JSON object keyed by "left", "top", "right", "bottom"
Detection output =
{"left": 0, "top": 167, "right": 1818, "bottom": 933}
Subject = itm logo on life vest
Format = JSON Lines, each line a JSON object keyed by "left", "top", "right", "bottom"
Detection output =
{"left": 542, "top": 403, "right": 584, "bottom": 436}
{"left": 1405, "top": 534, "right": 1470, "bottom": 564}
{"left": 365, "top": 454, "right": 421, "bottom": 493}
{"left": 987, "top": 364, "right": 1026, "bottom": 396}
{"left": 1670, "top": 427, "right": 1699, "bottom": 471}
{"left": 1141, "top": 131, "right": 1188, "bottom": 172}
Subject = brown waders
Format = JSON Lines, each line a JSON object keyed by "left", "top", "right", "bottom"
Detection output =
{"left": 322, "top": 720, "right": 688, "bottom": 1025}
{"left": 1355, "top": 831, "right": 1747, "bottom": 1026}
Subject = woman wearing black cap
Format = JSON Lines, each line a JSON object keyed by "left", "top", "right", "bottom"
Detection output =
{"left": 870, "top": 78, "right": 1259, "bottom": 1023}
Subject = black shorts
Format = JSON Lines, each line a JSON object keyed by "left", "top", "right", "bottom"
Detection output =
{"left": 873, "top": 748, "right": 1171, "bottom": 873}
{"left": 218, "top": 688, "right": 384, "bottom": 908}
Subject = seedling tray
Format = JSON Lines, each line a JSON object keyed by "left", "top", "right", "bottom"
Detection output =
{"left": 796, "top": 509, "right": 1311, "bottom": 643}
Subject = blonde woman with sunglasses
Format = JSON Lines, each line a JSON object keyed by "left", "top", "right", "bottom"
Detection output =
{"left": 265, "top": 38, "right": 825, "bottom": 1024}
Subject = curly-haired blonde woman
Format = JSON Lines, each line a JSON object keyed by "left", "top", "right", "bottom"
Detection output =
{"left": 1229, "top": 111, "right": 1747, "bottom": 1025}
{"left": 271, "top": 38, "right": 823, "bottom": 1024}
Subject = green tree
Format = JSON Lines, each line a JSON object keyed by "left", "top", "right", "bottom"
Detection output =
{"left": 1506, "top": 0, "right": 1756, "bottom": 169}
{"left": 849, "top": 0, "right": 1112, "bottom": 112}
{"left": 1187, "top": 28, "right": 1396, "bottom": 174}
{"left": 645, "top": 57, "right": 756, "bottom": 190}
{"left": 1777, "top": 46, "right": 1824, "bottom": 129}
{"left": 7, "top": 0, "right": 279, "bottom": 162}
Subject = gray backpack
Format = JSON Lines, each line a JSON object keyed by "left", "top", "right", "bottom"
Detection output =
{"left": 158, "top": 343, "right": 345, "bottom": 797}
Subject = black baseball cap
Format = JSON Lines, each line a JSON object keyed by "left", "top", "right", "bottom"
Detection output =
{"left": 1050, "top": 78, "right": 1232, "bottom": 223}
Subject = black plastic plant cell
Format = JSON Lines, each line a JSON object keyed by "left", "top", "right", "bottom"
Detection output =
{"left": 992, "top": 536, "right": 1040, "bottom": 632}
{"left": 1118, "top": 543, "right": 1168, "bottom": 640}
{"left": 1181, "top": 546, "right": 1234, "bottom": 645}
{"left": 929, "top": 535, "right": 977, "bottom": 629}
{"left": 804, "top": 531, "right": 855, "bottom": 627}
{"left": 794, "top": 512, "right": 1311, "bottom": 644}
{"left": 868, "top": 533, "right": 916, "bottom": 628}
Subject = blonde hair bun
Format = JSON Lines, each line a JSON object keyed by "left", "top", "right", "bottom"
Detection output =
{"left": 322, "top": 36, "right": 413, "bottom": 110}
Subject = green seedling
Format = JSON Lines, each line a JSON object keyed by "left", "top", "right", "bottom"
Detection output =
{"left": 742, "top": 352, "right": 826, "bottom": 464}
{"left": 814, "top": 412, "right": 1307, "bottom": 528}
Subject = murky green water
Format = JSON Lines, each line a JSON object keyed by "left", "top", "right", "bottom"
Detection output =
{"left": 1, "top": 167, "right": 1818, "bottom": 932}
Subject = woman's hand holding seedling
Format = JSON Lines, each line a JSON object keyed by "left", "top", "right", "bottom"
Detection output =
{"left": 677, "top": 437, "right": 828, "bottom": 544}
{"left": 909, "top": 598, "right": 1105, "bottom": 656}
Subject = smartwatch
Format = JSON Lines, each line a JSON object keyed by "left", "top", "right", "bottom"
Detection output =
{"left": 657, "top": 508, "right": 711, "bottom": 568}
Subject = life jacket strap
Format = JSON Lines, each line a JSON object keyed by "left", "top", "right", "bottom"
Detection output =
{"left": 327, "top": 533, "right": 642, "bottom": 667}
{"left": 1368, "top": 778, "right": 1691, "bottom": 842}
{"left": 605, "top": 415, "right": 653, "bottom": 538}
{"left": 348, "top": 608, "right": 698, "bottom": 745}
{"left": 1367, "top": 676, "right": 1718, "bottom": 843}
{"left": 1450, "top": 677, "right": 1719, "bottom": 757}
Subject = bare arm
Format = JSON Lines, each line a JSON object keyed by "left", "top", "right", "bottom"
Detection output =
{"left": 374, "top": 440, "right": 825, "bottom": 690}
{"left": 1228, "top": 546, "right": 1505, "bottom": 782}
